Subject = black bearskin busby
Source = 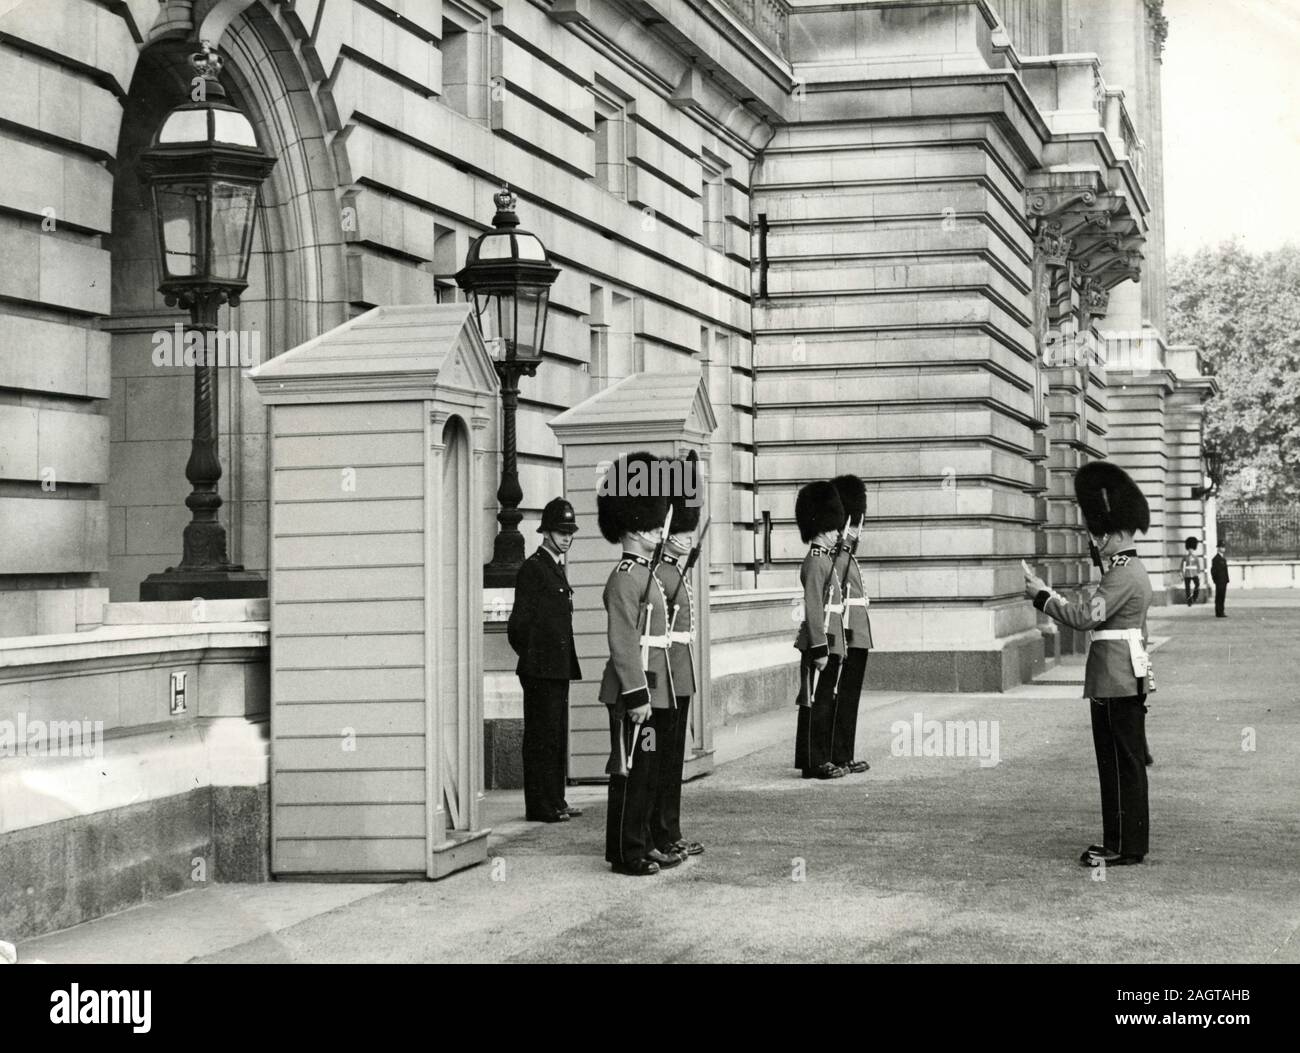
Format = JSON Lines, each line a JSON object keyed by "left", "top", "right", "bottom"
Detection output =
{"left": 1184, "top": 536, "right": 1199, "bottom": 551}
{"left": 597, "top": 450, "right": 670, "bottom": 544}
{"left": 1073, "top": 461, "right": 1150, "bottom": 537}
{"left": 831, "top": 474, "right": 866, "bottom": 528}
{"left": 795, "top": 480, "right": 845, "bottom": 543}
{"left": 668, "top": 453, "right": 701, "bottom": 536}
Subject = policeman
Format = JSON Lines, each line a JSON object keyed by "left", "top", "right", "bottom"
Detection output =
{"left": 1211, "top": 542, "right": 1229, "bottom": 617}
{"left": 507, "top": 497, "right": 582, "bottom": 823}
{"left": 1023, "top": 461, "right": 1154, "bottom": 867}
{"left": 598, "top": 452, "right": 680, "bottom": 876}
{"left": 829, "top": 474, "right": 872, "bottom": 774}
{"left": 793, "top": 480, "right": 847, "bottom": 780}
{"left": 649, "top": 479, "right": 704, "bottom": 861}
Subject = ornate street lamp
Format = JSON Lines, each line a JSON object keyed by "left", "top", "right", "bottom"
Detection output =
{"left": 1192, "top": 441, "right": 1223, "bottom": 500}
{"left": 138, "top": 44, "right": 277, "bottom": 601}
{"left": 455, "top": 186, "right": 561, "bottom": 587}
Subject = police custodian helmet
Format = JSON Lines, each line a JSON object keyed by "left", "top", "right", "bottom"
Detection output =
{"left": 538, "top": 497, "right": 579, "bottom": 534}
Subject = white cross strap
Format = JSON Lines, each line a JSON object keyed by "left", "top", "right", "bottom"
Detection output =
{"left": 639, "top": 633, "right": 671, "bottom": 650}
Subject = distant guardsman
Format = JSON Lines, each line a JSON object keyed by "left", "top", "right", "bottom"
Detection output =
{"left": 649, "top": 474, "right": 706, "bottom": 861}
{"left": 1180, "top": 536, "right": 1204, "bottom": 607}
{"left": 829, "top": 474, "right": 872, "bottom": 774}
{"left": 507, "top": 497, "right": 582, "bottom": 823}
{"left": 793, "top": 480, "right": 847, "bottom": 780}
{"left": 598, "top": 452, "right": 680, "bottom": 876}
{"left": 1023, "top": 461, "right": 1154, "bottom": 867}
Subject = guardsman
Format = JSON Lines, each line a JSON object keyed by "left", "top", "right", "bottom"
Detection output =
{"left": 1023, "top": 461, "right": 1154, "bottom": 867}
{"left": 829, "top": 474, "right": 872, "bottom": 774}
{"left": 507, "top": 497, "right": 582, "bottom": 823}
{"left": 650, "top": 477, "right": 705, "bottom": 861}
{"left": 598, "top": 451, "right": 680, "bottom": 876}
{"left": 793, "top": 480, "right": 847, "bottom": 780}
{"left": 1180, "top": 536, "right": 1203, "bottom": 607}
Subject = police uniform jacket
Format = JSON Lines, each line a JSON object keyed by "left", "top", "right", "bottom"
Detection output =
{"left": 840, "top": 552, "right": 873, "bottom": 651}
{"left": 794, "top": 544, "right": 845, "bottom": 660}
{"left": 599, "top": 553, "right": 675, "bottom": 712}
{"left": 508, "top": 548, "right": 582, "bottom": 681}
{"left": 656, "top": 553, "right": 696, "bottom": 698}
{"left": 1033, "top": 549, "right": 1152, "bottom": 698}
{"left": 1211, "top": 553, "right": 1229, "bottom": 585}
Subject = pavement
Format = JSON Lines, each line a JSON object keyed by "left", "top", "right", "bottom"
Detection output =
{"left": 14, "top": 593, "right": 1300, "bottom": 964}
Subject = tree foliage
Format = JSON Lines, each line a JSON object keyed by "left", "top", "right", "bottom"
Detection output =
{"left": 1167, "top": 242, "right": 1300, "bottom": 501}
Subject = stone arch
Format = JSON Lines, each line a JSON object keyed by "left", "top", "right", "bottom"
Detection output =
{"left": 104, "top": 2, "right": 346, "bottom": 599}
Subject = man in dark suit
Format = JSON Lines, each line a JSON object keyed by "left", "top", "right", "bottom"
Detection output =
{"left": 1211, "top": 542, "right": 1230, "bottom": 617}
{"left": 508, "top": 497, "right": 583, "bottom": 823}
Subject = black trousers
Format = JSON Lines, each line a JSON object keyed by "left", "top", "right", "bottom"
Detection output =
{"left": 1215, "top": 582, "right": 1227, "bottom": 616}
{"left": 831, "top": 648, "right": 868, "bottom": 766}
{"left": 1090, "top": 696, "right": 1149, "bottom": 857}
{"left": 1183, "top": 577, "right": 1200, "bottom": 605}
{"left": 521, "top": 676, "right": 569, "bottom": 819}
{"left": 794, "top": 652, "right": 840, "bottom": 773}
{"left": 605, "top": 708, "right": 663, "bottom": 865}
{"left": 649, "top": 697, "right": 691, "bottom": 850}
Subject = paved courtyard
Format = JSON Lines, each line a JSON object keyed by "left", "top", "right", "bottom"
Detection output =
{"left": 17, "top": 597, "right": 1300, "bottom": 964}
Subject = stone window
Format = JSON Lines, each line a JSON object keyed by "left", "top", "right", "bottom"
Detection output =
{"left": 700, "top": 150, "right": 728, "bottom": 250}
{"left": 590, "top": 84, "right": 628, "bottom": 197}
{"left": 441, "top": 2, "right": 491, "bottom": 124}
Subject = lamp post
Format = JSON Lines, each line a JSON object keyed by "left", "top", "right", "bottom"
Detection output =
{"left": 455, "top": 186, "right": 561, "bottom": 587}
{"left": 1193, "top": 441, "right": 1223, "bottom": 500}
{"left": 138, "top": 44, "right": 277, "bottom": 601}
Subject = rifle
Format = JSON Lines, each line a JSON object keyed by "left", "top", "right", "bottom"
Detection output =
{"left": 625, "top": 502, "right": 673, "bottom": 773}
{"left": 666, "top": 513, "right": 710, "bottom": 617}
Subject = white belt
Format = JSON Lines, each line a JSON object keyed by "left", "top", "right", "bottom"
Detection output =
{"left": 669, "top": 630, "right": 694, "bottom": 645}
{"left": 844, "top": 596, "right": 870, "bottom": 609}
{"left": 639, "top": 633, "right": 671, "bottom": 650}
{"left": 824, "top": 602, "right": 844, "bottom": 615}
{"left": 1090, "top": 628, "right": 1149, "bottom": 678}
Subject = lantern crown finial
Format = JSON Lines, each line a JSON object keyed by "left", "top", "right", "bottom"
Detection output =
{"left": 189, "top": 41, "right": 228, "bottom": 100}
{"left": 492, "top": 184, "right": 519, "bottom": 229}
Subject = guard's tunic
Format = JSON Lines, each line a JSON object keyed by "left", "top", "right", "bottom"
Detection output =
{"left": 1034, "top": 549, "right": 1154, "bottom": 858}
{"left": 649, "top": 552, "right": 696, "bottom": 851}
{"left": 600, "top": 552, "right": 674, "bottom": 866}
{"left": 831, "top": 551, "right": 873, "bottom": 767}
{"left": 794, "top": 543, "right": 845, "bottom": 774}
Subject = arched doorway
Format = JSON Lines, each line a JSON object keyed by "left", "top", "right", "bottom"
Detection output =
{"left": 437, "top": 415, "right": 472, "bottom": 834}
{"left": 104, "top": 12, "right": 346, "bottom": 599}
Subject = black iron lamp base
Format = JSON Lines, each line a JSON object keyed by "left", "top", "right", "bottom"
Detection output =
{"left": 483, "top": 561, "right": 524, "bottom": 589}
{"left": 139, "top": 566, "right": 268, "bottom": 602}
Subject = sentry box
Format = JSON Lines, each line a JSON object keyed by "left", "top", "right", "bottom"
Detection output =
{"left": 547, "top": 372, "right": 717, "bottom": 783}
{"left": 250, "top": 304, "right": 498, "bottom": 879}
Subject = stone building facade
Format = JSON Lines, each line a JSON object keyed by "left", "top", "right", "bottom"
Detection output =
{"left": 0, "top": 0, "right": 1213, "bottom": 935}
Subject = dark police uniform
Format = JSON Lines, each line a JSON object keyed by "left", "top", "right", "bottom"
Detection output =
{"left": 832, "top": 548, "right": 873, "bottom": 770}
{"left": 1211, "top": 550, "right": 1229, "bottom": 617}
{"left": 1034, "top": 548, "right": 1153, "bottom": 861}
{"left": 508, "top": 545, "right": 581, "bottom": 821}
{"left": 649, "top": 550, "right": 700, "bottom": 856}
{"left": 600, "top": 552, "right": 674, "bottom": 869}
{"left": 794, "top": 542, "right": 845, "bottom": 777}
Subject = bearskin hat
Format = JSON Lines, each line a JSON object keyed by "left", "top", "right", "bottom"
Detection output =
{"left": 597, "top": 450, "right": 671, "bottom": 544}
{"left": 831, "top": 474, "right": 866, "bottom": 526}
{"left": 795, "top": 480, "right": 845, "bottom": 543}
{"left": 668, "top": 453, "right": 701, "bottom": 535}
{"left": 1073, "top": 461, "right": 1149, "bottom": 536}
{"left": 1184, "top": 536, "right": 1199, "bottom": 550}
